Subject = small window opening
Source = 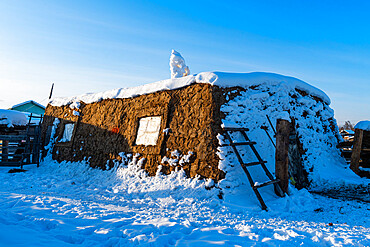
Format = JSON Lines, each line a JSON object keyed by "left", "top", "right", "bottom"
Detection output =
{"left": 59, "top": 123, "right": 75, "bottom": 142}
{"left": 135, "top": 116, "right": 161, "bottom": 146}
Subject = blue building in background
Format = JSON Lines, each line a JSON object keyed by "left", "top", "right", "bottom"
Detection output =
{"left": 10, "top": 100, "right": 45, "bottom": 115}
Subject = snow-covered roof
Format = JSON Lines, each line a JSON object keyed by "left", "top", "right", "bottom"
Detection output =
{"left": 354, "top": 121, "right": 370, "bottom": 131}
{"left": 50, "top": 71, "right": 331, "bottom": 107}
{"left": 12, "top": 100, "right": 45, "bottom": 109}
{"left": 0, "top": 109, "right": 28, "bottom": 127}
{"left": 341, "top": 129, "right": 355, "bottom": 134}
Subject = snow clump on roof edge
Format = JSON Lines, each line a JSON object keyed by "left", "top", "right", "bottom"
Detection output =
{"left": 49, "top": 71, "right": 331, "bottom": 107}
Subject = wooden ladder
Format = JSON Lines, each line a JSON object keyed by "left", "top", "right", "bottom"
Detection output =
{"left": 21, "top": 113, "right": 43, "bottom": 169}
{"left": 222, "top": 127, "right": 285, "bottom": 210}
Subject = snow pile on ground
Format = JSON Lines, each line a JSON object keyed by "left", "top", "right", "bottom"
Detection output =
{"left": 218, "top": 82, "right": 368, "bottom": 191}
{"left": 354, "top": 120, "right": 370, "bottom": 131}
{"left": 0, "top": 156, "right": 369, "bottom": 246}
{"left": 49, "top": 71, "right": 330, "bottom": 107}
{"left": 170, "top": 50, "right": 190, "bottom": 79}
{"left": 0, "top": 109, "right": 28, "bottom": 127}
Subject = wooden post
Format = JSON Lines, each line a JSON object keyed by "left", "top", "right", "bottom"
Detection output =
{"left": 350, "top": 128, "right": 363, "bottom": 174}
{"left": 2, "top": 140, "right": 9, "bottom": 162}
{"left": 275, "top": 119, "right": 290, "bottom": 193}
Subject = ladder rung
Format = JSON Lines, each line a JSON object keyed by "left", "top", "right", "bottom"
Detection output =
{"left": 253, "top": 179, "right": 280, "bottom": 189}
{"left": 243, "top": 161, "right": 267, "bottom": 167}
{"left": 222, "top": 127, "right": 249, "bottom": 132}
{"left": 221, "top": 141, "right": 256, "bottom": 147}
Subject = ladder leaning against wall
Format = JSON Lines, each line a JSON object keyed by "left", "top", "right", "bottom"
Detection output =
{"left": 221, "top": 126, "right": 285, "bottom": 210}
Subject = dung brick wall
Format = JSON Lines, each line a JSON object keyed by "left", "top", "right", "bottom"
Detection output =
{"left": 42, "top": 83, "right": 226, "bottom": 181}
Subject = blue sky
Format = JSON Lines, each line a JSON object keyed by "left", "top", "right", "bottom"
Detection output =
{"left": 0, "top": 0, "right": 369, "bottom": 125}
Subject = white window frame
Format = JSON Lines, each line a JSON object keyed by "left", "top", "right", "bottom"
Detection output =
{"left": 135, "top": 116, "right": 162, "bottom": 146}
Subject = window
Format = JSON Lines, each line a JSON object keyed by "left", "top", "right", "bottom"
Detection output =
{"left": 59, "top": 123, "right": 75, "bottom": 142}
{"left": 135, "top": 116, "right": 161, "bottom": 146}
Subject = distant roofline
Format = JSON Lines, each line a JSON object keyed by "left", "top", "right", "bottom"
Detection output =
{"left": 12, "top": 100, "right": 45, "bottom": 110}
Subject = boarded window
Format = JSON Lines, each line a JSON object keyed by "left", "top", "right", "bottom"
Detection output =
{"left": 135, "top": 116, "right": 161, "bottom": 146}
{"left": 59, "top": 123, "right": 75, "bottom": 142}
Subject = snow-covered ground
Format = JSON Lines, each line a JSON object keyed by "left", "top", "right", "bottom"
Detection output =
{"left": 0, "top": 156, "right": 369, "bottom": 246}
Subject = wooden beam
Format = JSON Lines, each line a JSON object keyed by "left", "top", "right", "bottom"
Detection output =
{"left": 350, "top": 129, "right": 364, "bottom": 174}
{"left": 275, "top": 119, "right": 290, "bottom": 193}
{"left": 0, "top": 135, "right": 27, "bottom": 141}
{"left": 0, "top": 162, "right": 21, "bottom": 167}
{"left": 1, "top": 140, "right": 9, "bottom": 162}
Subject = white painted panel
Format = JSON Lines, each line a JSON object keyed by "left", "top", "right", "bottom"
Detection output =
{"left": 135, "top": 116, "right": 161, "bottom": 146}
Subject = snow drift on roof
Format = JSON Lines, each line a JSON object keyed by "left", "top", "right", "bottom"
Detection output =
{"left": 354, "top": 121, "right": 370, "bottom": 131}
{"left": 0, "top": 109, "right": 28, "bottom": 127}
{"left": 50, "top": 71, "right": 331, "bottom": 107}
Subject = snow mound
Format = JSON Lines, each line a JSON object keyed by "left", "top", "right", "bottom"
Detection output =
{"left": 196, "top": 72, "right": 330, "bottom": 104}
{"left": 217, "top": 83, "right": 368, "bottom": 192}
{"left": 169, "top": 50, "right": 190, "bottom": 79}
{"left": 354, "top": 121, "right": 370, "bottom": 131}
{"left": 50, "top": 71, "right": 330, "bottom": 107}
{"left": 0, "top": 109, "right": 28, "bottom": 127}
{"left": 37, "top": 153, "right": 220, "bottom": 202}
